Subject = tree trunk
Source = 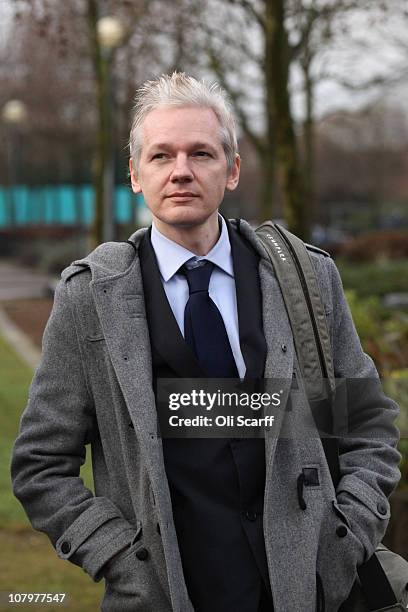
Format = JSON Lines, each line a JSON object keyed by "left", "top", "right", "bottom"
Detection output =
{"left": 171, "top": 0, "right": 186, "bottom": 72}
{"left": 261, "top": 49, "right": 277, "bottom": 223}
{"left": 264, "top": 0, "right": 308, "bottom": 240}
{"left": 87, "top": 0, "right": 108, "bottom": 248}
{"left": 260, "top": 151, "right": 276, "bottom": 222}
{"left": 302, "top": 52, "right": 315, "bottom": 236}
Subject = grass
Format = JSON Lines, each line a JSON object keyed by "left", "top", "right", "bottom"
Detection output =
{"left": 0, "top": 335, "right": 33, "bottom": 529}
{"left": 0, "top": 529, "right": 103, "bottom": 612}
{"left": 0, "top": 335, "right": 103, "bottom": 610}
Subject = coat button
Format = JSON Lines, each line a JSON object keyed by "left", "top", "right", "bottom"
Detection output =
{"left": 336, "top": 525, "right": 348, "bottom": 538}
{"left": 245, "top": 511, "right": 257, "bottom": 522}
{"left": 281, "top": 344, "right": 287, "bottom": 352}
{"left": 377, "top": 501, "right": 388, "bottom": 516}
{"left": 136, "top": 547, "right": 149, "bottom": 561}
{"left": 61, "top": 541, "right": 71, "bottom": 554}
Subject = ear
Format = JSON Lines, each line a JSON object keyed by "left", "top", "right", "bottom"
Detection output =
{"left": 129, "top": 158, "right": 142, "bottom": 194}
{"left": 226, "top": 154, "right": 241, "bottom": 192}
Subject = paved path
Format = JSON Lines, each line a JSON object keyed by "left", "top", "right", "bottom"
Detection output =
{"left": 0, "top": 307, "right": 41, "bottom": 369}
{"left": 0, "top": 261, "right": 55, "bottom": 301}
{"left": 0, "top": 260, "right": 54, "bottom": 369}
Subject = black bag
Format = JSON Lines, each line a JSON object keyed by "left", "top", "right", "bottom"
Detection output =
{"left": 255, "top": 220, "right": 408, "bottom": 611}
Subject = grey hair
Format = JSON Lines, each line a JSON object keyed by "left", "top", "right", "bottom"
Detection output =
{"left": 129, "top": 72, "right": 238, "bottom": 172}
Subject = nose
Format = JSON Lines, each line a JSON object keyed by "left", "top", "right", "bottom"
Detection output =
{"left": 170, "top": 153, "right": 193, "bottom": 183}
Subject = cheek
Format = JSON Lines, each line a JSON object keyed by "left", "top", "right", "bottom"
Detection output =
{"left": 139, "top": 177, "right": 162, "bottom": 199}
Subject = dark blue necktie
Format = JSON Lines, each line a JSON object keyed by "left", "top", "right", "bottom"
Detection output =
{"left": 182, "top": 260, "right": 238, "bottom": 378}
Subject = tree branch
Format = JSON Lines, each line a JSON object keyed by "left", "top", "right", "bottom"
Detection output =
{"left": 227, "top": 0, "right": 265, "bottom": 31}
{"left": 206, "top": 44, "right": 266, "bottom": 155}
{"left": 201, "top": 21, "right": 263, "bottom": 67}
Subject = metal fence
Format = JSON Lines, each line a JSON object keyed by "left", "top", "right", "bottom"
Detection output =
{"left": 0, "top": 184, "right": 145, "bottom": 227}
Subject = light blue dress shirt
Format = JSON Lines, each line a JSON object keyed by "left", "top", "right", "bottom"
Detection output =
{"left": 150, "top": 216, "right": 246, "bottom": 378}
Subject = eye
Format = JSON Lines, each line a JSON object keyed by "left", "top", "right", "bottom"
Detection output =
{"left": 193, "top": 151, "right": 211, "bottom": 158}
{"left": 151, "top": 153, "right": 167, "bottom": 160}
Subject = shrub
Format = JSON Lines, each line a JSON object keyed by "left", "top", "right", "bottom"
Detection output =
{"left": 345, "top": 291, "right": 408, "bottom": 374}
{"left": 345, "top": 291, "right": 407, "bottom": 489}
{"left": 384, "top": 370, "right": 408, "bottom": 489}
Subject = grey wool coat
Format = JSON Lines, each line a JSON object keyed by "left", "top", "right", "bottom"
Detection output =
{"left": 11, "top": 219, "right": 401, "bottom": 612}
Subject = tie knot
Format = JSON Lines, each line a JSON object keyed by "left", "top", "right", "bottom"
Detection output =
{"left": 181, "top": 260, "right": 214, "bottom": 294}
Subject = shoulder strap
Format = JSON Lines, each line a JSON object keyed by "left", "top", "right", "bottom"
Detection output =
{"left": 255, "top": 221, "right": 340, "bottom": 482}
{"left": 255, "top": 220, "right": 399, "bottom": 611}
{"left": 255, "top": 221, "right": 335, "bottom": 399}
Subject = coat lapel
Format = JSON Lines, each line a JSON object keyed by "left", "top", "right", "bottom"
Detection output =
{"left": 90, "top": 245, "right": 160, "bottom": 445}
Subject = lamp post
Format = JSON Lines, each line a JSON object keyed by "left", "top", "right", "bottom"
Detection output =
{"left": 2, "top": 100, "right": 27, "bottom": 227}
{"left": 96, "top": 16, "right": 125, "bottom": 244}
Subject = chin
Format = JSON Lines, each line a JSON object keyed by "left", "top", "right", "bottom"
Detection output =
{"left": 161, "top": 208, "right": 217, "bottom": 228}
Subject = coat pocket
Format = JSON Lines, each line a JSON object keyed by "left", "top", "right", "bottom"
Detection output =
{"left": 101, "top": 522, "right": 170, "bottom": 612}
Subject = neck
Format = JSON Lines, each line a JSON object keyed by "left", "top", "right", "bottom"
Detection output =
{"left": 153, "top": 213, "right": 220, "bottom": 256}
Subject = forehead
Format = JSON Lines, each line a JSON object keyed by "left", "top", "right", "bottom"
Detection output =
{"left": 140, "top": 106, "right": 223, "bottom": 150}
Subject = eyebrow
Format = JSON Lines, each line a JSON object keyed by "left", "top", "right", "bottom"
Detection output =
{"left": 146, "top": 142, "right": 218, "bottom": 154}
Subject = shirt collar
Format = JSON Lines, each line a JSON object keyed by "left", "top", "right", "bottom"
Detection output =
{"left": 151, "top": 215, "right": 234, "bottom": 282}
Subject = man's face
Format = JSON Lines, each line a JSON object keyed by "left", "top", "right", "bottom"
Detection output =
{"left": 129, "top": 106, "right": 240, "bottom": 232}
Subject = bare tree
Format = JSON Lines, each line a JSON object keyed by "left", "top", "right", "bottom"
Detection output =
{"left": 199, "top": 0, "right": 408, "bottom": 239}
{"left": 201, "top": 0, "right": 315, "bottom": 237}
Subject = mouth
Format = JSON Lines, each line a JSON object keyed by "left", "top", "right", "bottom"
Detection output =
{"left": 166, "top": 192, "right": 198, "bottom": 199}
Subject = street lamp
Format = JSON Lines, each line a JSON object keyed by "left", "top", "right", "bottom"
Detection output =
{"left": 97, "top": 17, "right": 125, "bottom": 50}
{"left": 2, "top": 100, "right": 27, "bottom": 227}
{"left": 96, "top": 16, "right": 125, "bottom": 244}
{"left": 2, "top": 100, "right": 27, "bottom": 125}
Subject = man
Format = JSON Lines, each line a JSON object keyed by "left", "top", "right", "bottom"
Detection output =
{"left": 11, "top": 73, "right": 400, "bottom": 612}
